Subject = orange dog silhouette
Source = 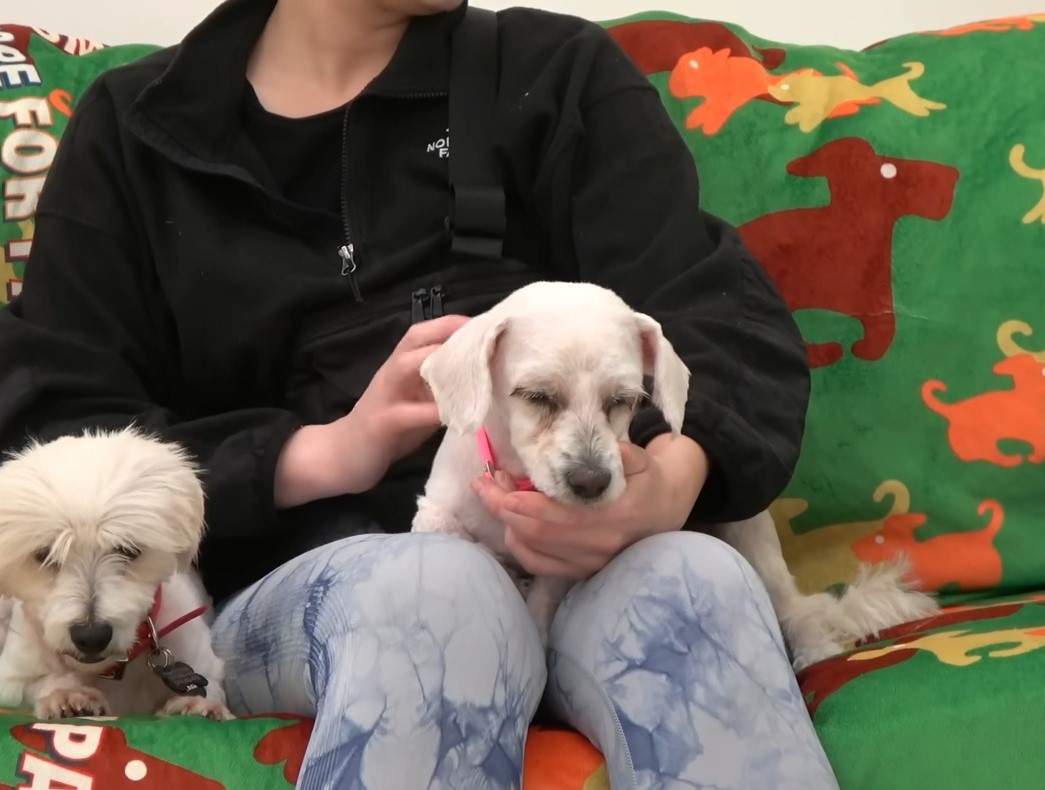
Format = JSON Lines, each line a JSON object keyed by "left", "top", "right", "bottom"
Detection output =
{"left": 923, "top": 351, "right": 1045, "bottom": 467}
{"left": 930, "top": 15, "right": 1045, "bottom": 36}
{"left": 668, "top": 48, "right": 873, "bottom": 134}
{"left": 851, "top": 500, "right": 1004, "bottom": 591}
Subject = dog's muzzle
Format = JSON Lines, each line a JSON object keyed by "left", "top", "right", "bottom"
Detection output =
{"left": 69, "top": 621, "right": 114, "bottom": 662}
{"left": 564, "top": 462, "right": 612, "bottom": 500}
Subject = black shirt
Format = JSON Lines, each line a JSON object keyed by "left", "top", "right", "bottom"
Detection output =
{"left": 241, "top": 83, "right": 344, "bottom": 215}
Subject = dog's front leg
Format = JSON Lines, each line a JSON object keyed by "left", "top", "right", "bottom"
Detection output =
{"left": 158, "top": 694, "right": 234, "bottom": 721}
{"left": 526, "top": 576, "right": 575, "bottom": 646}
{"left": 412, "top": 499, "right": 474, "bottom": 540}
{"left": 155, "top": 623, "right": 234, "bottom": 721}
{"left": 28, "top": 674, "right": 110, "bottom": 720}
{"left": 0, "top": 636, "right": 28, "bottom": 711}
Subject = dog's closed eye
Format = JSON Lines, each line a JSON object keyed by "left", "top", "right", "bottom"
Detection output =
{"left": 513, "top": 389, "right": 561, "bottom": 412}
{"left": 604, "top": 392, "right": 642, "bottom": 414}
{"left": 113, "top": 545, "right": 141, "bottom": 561}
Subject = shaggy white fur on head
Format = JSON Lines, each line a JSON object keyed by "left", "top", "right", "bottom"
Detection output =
{"left": 0, "top": 427, "right": 205, "bottom": 667}
{"left": 421, "top": 281, "right": 691, "bottom": 506}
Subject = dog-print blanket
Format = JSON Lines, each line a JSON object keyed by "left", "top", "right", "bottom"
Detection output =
{"left": 4, "top": 12, "right": 1045, "bottom": 790}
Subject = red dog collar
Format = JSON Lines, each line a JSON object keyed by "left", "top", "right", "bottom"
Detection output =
{"left": 476, "top": 427, "right": 535, "bottom": 491}
{"left": 97, "top": 588, "right": 209, "bottom": 680}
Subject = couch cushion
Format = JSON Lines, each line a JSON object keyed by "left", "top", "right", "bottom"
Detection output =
{"left": 603, "top": 12, "right": 1045, "bottom": 604}
{"left": 800, "top": 591, "right": 1045, "bottom": 789}
{"left": 0, "top": 26, "right": 156, "bottom": 301}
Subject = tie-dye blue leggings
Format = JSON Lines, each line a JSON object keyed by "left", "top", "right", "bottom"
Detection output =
{"left": 211, "top": 531, "right": 839, "bottom": 789}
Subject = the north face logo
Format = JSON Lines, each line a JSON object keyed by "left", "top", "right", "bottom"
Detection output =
{"left": 427, "top": 129, "right": 450, "bottom": 158}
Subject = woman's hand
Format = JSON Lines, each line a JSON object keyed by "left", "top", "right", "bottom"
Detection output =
{"left": 275, "top": 314, "right": 469, "bottom": 508}
{"left": 471, "top": 435, "right": 709, "bottom": 579}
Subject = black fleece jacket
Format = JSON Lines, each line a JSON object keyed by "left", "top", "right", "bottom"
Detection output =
{"left": 0, "top": 0, "right": 810, "bottom": 601}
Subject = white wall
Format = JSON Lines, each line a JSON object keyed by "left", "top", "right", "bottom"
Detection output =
{"left": 8, "top": 0, "right": 1045, "bottom": 50}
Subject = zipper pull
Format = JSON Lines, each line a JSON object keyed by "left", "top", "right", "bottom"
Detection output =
{"left": 429, "top": 286, "right": 445, "bottom": 318}
{"left": 337, "top": 244, "right": 363, "bottom": 302}
{"left": 411, "top": 289, "right": 430, "bottom": 323}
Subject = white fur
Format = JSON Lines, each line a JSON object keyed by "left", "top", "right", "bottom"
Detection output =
{"left": 710, "top": 514, "right": 938, "bottom": 669}
{"left": 413, "top": 281, "right": 939, "bottom": 665}
{"left": 0, "top": 428, "right": 232, "bottom": 719}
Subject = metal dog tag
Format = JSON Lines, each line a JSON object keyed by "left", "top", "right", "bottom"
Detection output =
{"left": 149, "top": 649, "right": 208, "bottom": 698}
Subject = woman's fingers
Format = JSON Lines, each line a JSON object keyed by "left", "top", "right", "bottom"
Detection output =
{"left": 505, "top": 528, "right": 584, "bottom": 579}
{"left": 391, "top": 344, "right": 442, "bottom": 385}
{"left": 396, "top": 314, "right": 470, "bottom": 352}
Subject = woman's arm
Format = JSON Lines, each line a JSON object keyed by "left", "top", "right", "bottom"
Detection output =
{"left": 0, "top": 80, "right": 365, "bottom": 536}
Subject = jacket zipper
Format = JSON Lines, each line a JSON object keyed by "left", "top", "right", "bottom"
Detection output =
{"left": 338, "top": 105, "right": 363, "bottom": 302}
{"left": 410, "top": 286, "right": 446, "bottom": 323}
{"left": 128, "top": 89, "right": 450, "bottom": 295}
{"left": 430, "top": 286, "right": 444, "bottom": 317}
{"left": 335, "top": 92, "right": 447, "bottom": 303}
{"left": 411, "top": 289, "right": 430, "bottom": 322}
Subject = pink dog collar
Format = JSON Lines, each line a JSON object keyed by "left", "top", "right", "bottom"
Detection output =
{"left": 476, "top": 426, "right": 535, "bottom": 491}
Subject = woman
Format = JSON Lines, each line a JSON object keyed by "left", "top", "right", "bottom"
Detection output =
{"left": 0, "top": 0, "right": 838, "bottom": 787}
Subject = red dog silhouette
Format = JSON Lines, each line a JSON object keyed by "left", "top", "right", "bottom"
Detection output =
{"left": 739, "top": 138, "right": 959, "bottom": 367}
{"left": 606, "top": 19, "right": 786, "bottom": 76}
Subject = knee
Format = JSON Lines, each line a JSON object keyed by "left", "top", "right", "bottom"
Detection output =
{"left": 305, "top": 533, "right": 546, "bottom": 690}
{"left": 553, "top": 531, "right": 776, "bottom": 651}
{"left": 308, "top": 533, "right": 530, "bottom": 632}
{"left": 600, "top": 531, "right": 763, "bottom": 608}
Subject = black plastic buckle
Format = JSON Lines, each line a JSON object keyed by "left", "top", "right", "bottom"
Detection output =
{"left": 448, "top": 184, "right": 506, "bottom": 261}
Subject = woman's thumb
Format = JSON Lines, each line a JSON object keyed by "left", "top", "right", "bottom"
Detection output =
{"left": 619, "top": 441, "right": 650, "bottom": 476}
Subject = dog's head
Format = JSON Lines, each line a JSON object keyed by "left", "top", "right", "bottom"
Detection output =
{"left": 786, "top": 137, "right": 959, "bottom": 219}
{"left": 0, "top": 428, "right": 205, "bottom": 668}
{"left": 422, "top": 281, "right": 691, "bottom": 506}
{"left": 992, "top": 352, "right": 1045, "bottom": 388}
{"left": 765, "top": 68, "right": 825, "bottom": 102}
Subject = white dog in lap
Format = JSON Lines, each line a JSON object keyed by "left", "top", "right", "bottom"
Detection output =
{"left": 0, "top": 428, "right": 232, "bottom": 720}
{"left": 412, "top": 280, "right": 938, "bottom": 668}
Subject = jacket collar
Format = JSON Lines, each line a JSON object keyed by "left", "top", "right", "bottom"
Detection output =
{"left": 126, "top": 0, "right": 465, "bottom": 165}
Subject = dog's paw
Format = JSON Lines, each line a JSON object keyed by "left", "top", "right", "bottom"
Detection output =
{"left": 779, "top": 590, "right": 855, "bottom": 672}
{"left": 34, "top": 687, "right": 110, "bottom": 719}
{"left": 157, "top": 695, "right": 235, "bottom": 721}
{"left": 790, "top": 636, "right": 847, "bottom": 672}
{"left": 411, "top": 503, "right": 470, "bottom": 537}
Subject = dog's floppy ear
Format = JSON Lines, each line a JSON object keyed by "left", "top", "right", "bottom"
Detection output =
{"left": 163, "top": 469, "right": 206, "bottom": 573}
{"left": 421, "top": 311, "right": 510, "bottom": 435}
{"left": 634, "top": 313, "right": 691, "bottom": 434}
{"left": 141, "top": 437, "right": 207, "bottom": 573}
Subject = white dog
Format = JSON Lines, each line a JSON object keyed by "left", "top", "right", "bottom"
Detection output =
{"left": 0, "top": 428, "right": 233, "bottom": 720}
{"left": 412, "top": 281, "right": 937, "bottom": 667}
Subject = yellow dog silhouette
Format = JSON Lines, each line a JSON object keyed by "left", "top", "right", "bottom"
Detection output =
{"left": 768, "top": 62, "right": 945, "bottom": 132}
{"left": 1010, "top": 145, "right": 1045, "bottom": 224}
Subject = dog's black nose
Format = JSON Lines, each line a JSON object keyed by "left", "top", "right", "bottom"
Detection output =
{"left": 565, "top": 465, "right": 612, "bottom": 500}
{"left": 69, "top": 622, "right": 113, "bottom": 656}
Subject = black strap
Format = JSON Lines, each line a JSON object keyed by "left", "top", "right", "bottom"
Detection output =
{"left": 448, "top": 6, "right": 505, "bottom": 261}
